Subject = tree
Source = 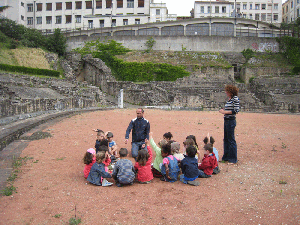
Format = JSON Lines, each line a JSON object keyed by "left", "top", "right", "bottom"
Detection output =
{"left": 46, "top": 29, "right": 67, "bottom": 56}
{"left": 0, "top": 6, "right": 10, "bottom": 12}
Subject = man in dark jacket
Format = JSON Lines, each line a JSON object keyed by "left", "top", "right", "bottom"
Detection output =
{"left": 125, "top": 108, "right": 150, "bottom": 160}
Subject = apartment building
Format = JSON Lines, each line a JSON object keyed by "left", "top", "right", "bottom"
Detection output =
{"left": 194, "top": 0, "right": 282, "bottom": 24}
{"left": 282, "top": 0, "right": 300, "bottom": 23}
{"left": 149, "top": 2, "right": 176, "bottom": 22}
{"left": 0, "top": 0, "right": 175, "bottom": 31}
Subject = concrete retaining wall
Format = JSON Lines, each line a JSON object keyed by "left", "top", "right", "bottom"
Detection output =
{"left": 67, "top": 36, "right": 279, "bottom": 53}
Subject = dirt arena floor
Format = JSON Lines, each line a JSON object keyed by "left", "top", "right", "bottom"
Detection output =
{"left": 0, "top": 109, "right": 299, "bottom": 224}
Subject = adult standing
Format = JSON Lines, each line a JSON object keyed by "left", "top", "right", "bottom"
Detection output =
{"left": 125, "top": 108, "right": 150, "bottom": 160}
{"left": 219, "top": 85, "right": 240, "bottom": 164}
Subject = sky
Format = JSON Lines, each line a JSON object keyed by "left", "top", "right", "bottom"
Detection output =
{"left": 157, "top": 0, "right": 288, "bottom": 17}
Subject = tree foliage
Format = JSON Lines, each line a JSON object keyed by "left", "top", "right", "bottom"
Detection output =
{"left": 0, "top": 18, "right": 67, "bottom": 55}
{"left": 276, "top": 36, "right": 300, "bottom": 74}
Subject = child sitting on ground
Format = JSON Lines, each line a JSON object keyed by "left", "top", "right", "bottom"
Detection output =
{"left": 112, "top": 148, "right": 135, "bottom": 187}
{"left": 95, "top": 130, "right": 105, "bottom": 153}
{"left": 134, "top": 139, "right": 153, "bottom": 184}
{"left": 83, "top": 148, "right": 96, "bottom": 179}
{"left": 171, "top": 141, "right": 184, "bottom": 161}
{"left": 87, "top": 152, "right": 113, "bottom": 186}
{"left": 149, "top": 132, "right": 168, "bottom": 178}
{"left": 106, "top": 131, "right": 118, "bottom": 157}
{"left": 163, "top": 132, "right": 173, "bottom": 141}
{"left": 183, "top": 138, "right": 195, "bottom": 155}
{"left": 203, "top": 134, "right": 220, "bottom": 174}
{"left": 160, "top": 142, "right": 180, "bottom": 182}
{"left": 180, "top": 145, "right": 200, "bottom": 186}
{"left": 198, "top": 143, "right": 218, "bottom": 178}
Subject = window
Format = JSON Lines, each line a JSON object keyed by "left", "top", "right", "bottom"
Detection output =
{"left": 215, "top": 6, "right": 219, "bottom": 13}
{"left": 66, "top": 15, "right": 72, "bottom": 23}
{"left": 66, "top": 2, "right": 72, "bottom": 10}
{"left": 231, "top": 4, "right": 234, "bottom": 9}
{"left": 86, "top": 1, "right": 92, "bottom": 9}
{"left": 21, "top": 15, "right": 24, "bottom": 20}
{"left": 222, "top": 6, "right": 226, "bottom": 13}
{"left": 100, "top": 20, "right": 104, "bottom": 27}
{"left": 250, "top": 4, "right": 252, "bottom": 10}
{"left": 112, "top": 19, "right": 116, "bottom": 26}
{"left": 274, "top": 14, "right": 278, "bottom": 21}
{"left": 208, "top": 6, "right": 211, "bottom": 13}
{"left": 36, "top": 17, "right": 42, "bottom": 24}
{"left": 27, "top": 17, "right": 33, "bottom": 25}
{"left": 27, "top": 3, "right": 33, "bottom": 12}
{"left": 76, "top": 1, "right": 82, "bottom": 9}
{"left": 46, "top": 3, "right": 52, "bottom": 11}
{"left": 96, "top": 1, "right": 102, "bottom": 9}
{"left": 21, "top": 2, "right": 24, "bottom": 7}
{"left": 127, "top": 0, "right": 134, "bottom": 8}
{"left": 249, "top": 14, "right": 253, "bottom": 19}
{"left": 138, "top": 0, "right": 144, "bottom": 7}
{"left": 88, "top": 20, "right": 93, "bottom": 28}
{"left": 36, "top": 3, "right": 42, "bottom": 11}
{"left": 46, "top": 16, "right": 52, "bottom": 24}
{"left": 243, "top": 4, "right": 247, "bottom": 10}
{"left": 56, "top": 2, "right": 62, "bottom": 10}
{"left": 267, "top": 13, "right": 271, "bottom": 21}
{"left": 261, "top": 13, "right": 266, "bottom": 21}
{"left": 117, "top": 0, "right": 123, "bottom": 8}
{"left": 291, "top": 2, "right": 293, "bottom": 8}
{"left": 255, "top": 13, "right": 259, "bottom": 20}
{"left": 135, "top": 19, "right": 140, "bottom": 24}
{"left": 56, "top": 16, "right": 62, "bottom": 24}
{"left": 274, "top": 4, "right": 278, "bottom": 10}
{"left": 283, "top": 8, "right": 284, "bottom": 14}
{"left": 106, "top": 0, "right": 112, "bottom": 8}
{"left": 297, "top": 9, "right": 299, "bottom": 17}
{"left": 201, "top": 6, "right": 204, "bottom": 13}
{"left": 76, "top": 15, "right": 81, "bottom": 23}
{"left": 243, "top": 14, "right": 246, "bottom": 18}
{"left": 255, "top": 4, "right": 259, "bottom": 10}
{"left": 156, "top": 9, "right": 160, "bottom": 15}
{"left": 123, "top": 19, "right": 128, "bottom": 25}
{"left": 261, "top": 4, "right": 266, "bottom": 10}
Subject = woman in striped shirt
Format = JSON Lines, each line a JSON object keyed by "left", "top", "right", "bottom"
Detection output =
{"left": 219, "top": 85, "right": 240, "bottom": 164}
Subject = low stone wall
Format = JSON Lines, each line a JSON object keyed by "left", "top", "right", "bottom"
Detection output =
{"left": 240, "top": 67, "right": 291, "bottom": 84}
{"left": 0, "top": 73, "right": 108, "bottom": 118}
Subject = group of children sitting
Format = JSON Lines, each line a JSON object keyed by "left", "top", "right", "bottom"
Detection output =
{"left": 83, "top": 130, "right": 220, "bottom": 187}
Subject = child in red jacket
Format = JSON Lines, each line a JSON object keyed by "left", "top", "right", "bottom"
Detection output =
{"left": 198, "top": 143, "right": 217, "bottom": 178}
{"left": 134, "top": 139, "right": 153, "bottom": 184}
{"left": 83, "top": 148, "right": 96, "bottom": 179}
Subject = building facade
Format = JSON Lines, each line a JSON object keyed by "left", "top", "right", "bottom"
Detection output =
{"left": 194, "top": 0, "right": 282, "bottom": 24}
{"left": 0, "top": 0, "right": 176, "bottom": 31}
{"left": 282, "top": 0, "right": 300, "bottom": 23}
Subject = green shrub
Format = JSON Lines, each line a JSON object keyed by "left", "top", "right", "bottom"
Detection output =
{"left": 0, "top": 63, "right": 60, "bottom": 77}
{"left": 76, "top": 39, "right": 189, "bottom": 82}
{"left": 242, "top": 48, "right": 255, "bottom": 61}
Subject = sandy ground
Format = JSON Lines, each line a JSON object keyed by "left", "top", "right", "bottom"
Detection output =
{"left": 0, "top": 109, "right": 299, "bottom": 225}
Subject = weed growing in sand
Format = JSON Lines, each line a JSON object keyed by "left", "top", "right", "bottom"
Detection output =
{"left": 56, "top": 157, "right": 65, "bottom": 161}
{"left": 2, "top": 156, "right": 33, "bottom": 196}
{"left": 279, "top": 180, "right": 287, "bottom": 184}
{"left": 281, "top": 142, "right": 287, "bottom": 149}
{"left": 1, "top": 185, "right": 16, "bottom": 196}
{"left": 54, "top": 214, "right": 61, "bottom": 218}
{"left": 69, "top": 217, "right": 81, "bottom": 225}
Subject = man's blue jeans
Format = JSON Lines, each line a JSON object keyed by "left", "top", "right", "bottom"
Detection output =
{"left": 222, "top": 119, "right": 237, "bottom": 163}
{"left": 131, "top": 141, "right": 146, "bottom": 160}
